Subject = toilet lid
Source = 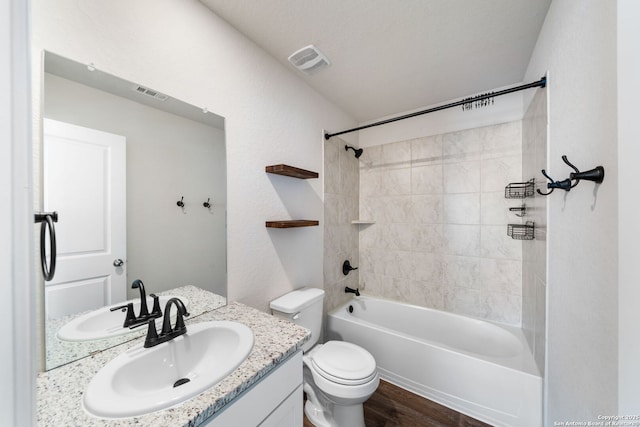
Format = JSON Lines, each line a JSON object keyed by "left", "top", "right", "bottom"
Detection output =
{"left": 310, "top": 341, "right": 377, "bottom": 385}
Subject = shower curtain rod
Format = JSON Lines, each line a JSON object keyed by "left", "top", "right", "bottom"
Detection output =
{"left": 324, "top": 76, "right": 546, "bottom": 140}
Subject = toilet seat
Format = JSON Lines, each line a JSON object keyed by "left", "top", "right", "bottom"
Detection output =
{"left": 309, "top": 341, "right": 377, "bottom": 386}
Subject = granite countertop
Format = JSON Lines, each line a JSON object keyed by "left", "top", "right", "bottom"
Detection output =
{"left": 37, "top": 300, "right": 310, "bottom": 426}
{"left": 45, "top": 285, "right": 227, "bottom": 370}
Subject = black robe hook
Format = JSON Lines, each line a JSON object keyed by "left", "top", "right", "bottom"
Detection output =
{"left": 536, "top": 169, "right": 556, "bottom": 196}
{"left": 561, "top": 155, "right": 581, "bottom": 189}
{"left": 537, "top": 155, "right": 604, "bottom": 196}
{"left": 565, "top": 155, "right": 604, "bottom": 186}
{"left": 537, "top": 169, "right": 571, "bottom": 195}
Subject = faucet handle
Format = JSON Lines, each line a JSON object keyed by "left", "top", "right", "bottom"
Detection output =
{"left": 110, "top": 303, "right": 129, "bottom": 312}
{"left": 150, "top": 294, "right": 162, "bottom": 316}
{"left": 342, "top": 260, "right": 359, "bottom": 276}
{"left": 111, "top": 302, "right": 137, "bottom": 328}
{"left": 143, "top": 319, "right": 159, "bottom": 348}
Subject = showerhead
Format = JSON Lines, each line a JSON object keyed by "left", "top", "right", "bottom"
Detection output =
{"left": 345, "top": 145, "right": 363, "bottom": 159}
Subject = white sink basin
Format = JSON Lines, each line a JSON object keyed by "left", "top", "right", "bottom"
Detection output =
{"left": 83, "top": 320, "right": 254, "bottom": 419}
{"left": 57, "top": 295, "right": 189, "bottom": 342}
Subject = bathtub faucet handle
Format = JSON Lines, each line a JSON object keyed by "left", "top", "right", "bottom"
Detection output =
{"left": 342, "top": 260, "right": 359, "bottom": 276}
{"left": 345, "top": 286, "right": 360, "bottom": 297}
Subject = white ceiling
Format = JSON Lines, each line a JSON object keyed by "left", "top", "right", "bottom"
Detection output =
{"left": 200, "top": 0, "right": 551, "bottom": 123}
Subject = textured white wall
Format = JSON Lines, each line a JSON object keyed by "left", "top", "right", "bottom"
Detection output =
{"left": 525, "top": 0, "right": 618, "bottom": 422}
{"left": 32, "top": 0, "right": 356, "bottom": 312}
{"left": 618, "top": 0, "right": 640, "bottom": 414}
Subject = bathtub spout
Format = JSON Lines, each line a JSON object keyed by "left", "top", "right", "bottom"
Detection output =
{"left": 345, "top": 286, "right": 360, "bottom": 296}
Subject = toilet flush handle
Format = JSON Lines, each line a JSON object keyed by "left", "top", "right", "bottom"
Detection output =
{"left": 292, "top": 312, "right": 301, "bottom": 320}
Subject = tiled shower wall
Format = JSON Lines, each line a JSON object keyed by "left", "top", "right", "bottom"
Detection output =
{"left": 324, "top": 136, "right": 360, "bottom": 314}
{"left": 522, "top": 88, "right": 548, "bottom": 374}
{"left": 358, "top": 121, "right": 524, "bottom": 325}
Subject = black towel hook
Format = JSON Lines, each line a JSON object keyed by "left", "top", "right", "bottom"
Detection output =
{"left": 537, "top": 155, "right": 604, "bottom": 196}
{"left": 565, "top": 155, "right": 604, "bottom": 186}
{"left": 537, "top": 169, "right": 557, "bottom": 196}
{"left": 561, "top": 155, "right": 581, "bottom": 189}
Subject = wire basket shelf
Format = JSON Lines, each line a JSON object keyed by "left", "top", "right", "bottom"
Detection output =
{"left": 507, "top": 221, "right": 535, "bottom": 240}
{"left": 505, "top": 179, "right": 535, "bottom": 199}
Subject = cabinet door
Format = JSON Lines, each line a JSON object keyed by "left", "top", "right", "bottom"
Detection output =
{"left": 259, "top": 385, "right": 303, "bottom": 427}
{"left": 203, "top": 351, "right": 302, "bottom": 427}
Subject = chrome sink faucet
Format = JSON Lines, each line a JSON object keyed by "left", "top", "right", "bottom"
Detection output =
{"left": 142, "top": 297, "right": 190, "bottom": 348}
{"left": 110, "top": 279, "right": 162, "bottom": 328}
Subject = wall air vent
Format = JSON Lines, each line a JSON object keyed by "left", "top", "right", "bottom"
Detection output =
{"left": 287, "top": 45, "right": 330, "bottom": 75}
{"left": 133, "top": 85, "right": 168, "bottom": 101}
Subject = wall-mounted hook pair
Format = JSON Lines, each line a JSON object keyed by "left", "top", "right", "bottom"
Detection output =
{"left": 177, "top": 197, "right": 214, "bottom": 210}
{"left": 537, "top": 155, "right": 604, "bottom": 196}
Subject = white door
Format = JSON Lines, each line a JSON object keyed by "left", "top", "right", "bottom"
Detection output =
{"left": 43, "top": 118, "right": 127, "bottom": 319}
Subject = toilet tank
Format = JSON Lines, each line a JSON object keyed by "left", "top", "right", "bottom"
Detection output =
{"left": 270, "top": 287, "right": 324, "bottom": 352}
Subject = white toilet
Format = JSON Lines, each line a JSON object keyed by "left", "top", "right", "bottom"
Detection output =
{"left": 270, "top": 288, "right": 379, "bottom": 427}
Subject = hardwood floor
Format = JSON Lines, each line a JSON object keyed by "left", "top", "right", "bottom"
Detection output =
{"left": 303, "top": 380, "right": 492, "bottom": 427}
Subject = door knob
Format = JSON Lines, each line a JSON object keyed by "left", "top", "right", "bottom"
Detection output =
{"left": 113, "top": 259, "right": 124, "bottom": 267}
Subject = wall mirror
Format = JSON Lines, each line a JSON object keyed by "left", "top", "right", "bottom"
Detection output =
{"left": 39, "top": 51, "right": 227, "bottom": 370}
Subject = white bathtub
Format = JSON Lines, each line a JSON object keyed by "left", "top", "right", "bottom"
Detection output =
{"left": 326, "top": 296, "right": 542, "bottom": 427}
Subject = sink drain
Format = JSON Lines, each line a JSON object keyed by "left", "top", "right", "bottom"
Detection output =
{"left": 173, "top": 378, "right": 191, "bottom": 388}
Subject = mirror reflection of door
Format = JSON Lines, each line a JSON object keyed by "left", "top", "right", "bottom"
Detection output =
{"left": 43, "top": 118, "right": 126, "bottom": 319}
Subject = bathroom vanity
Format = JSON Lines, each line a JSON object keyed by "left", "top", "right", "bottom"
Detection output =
{"left": 202, "top": 352, "right": 303, "bottom": 426}
{"left": 37, "top": 289, "right": 310, "bottom": 426}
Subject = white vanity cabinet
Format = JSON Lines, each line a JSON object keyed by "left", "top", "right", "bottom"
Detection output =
{"left": 203, "top": 351, "right": 303, "bottom": 427}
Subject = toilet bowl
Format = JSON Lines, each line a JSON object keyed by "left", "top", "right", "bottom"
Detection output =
{"left": 303, "top": 341, "right": 379, "bottom": 427}
{"left": 270, "top": 288, "right": 379, "bottom": 427}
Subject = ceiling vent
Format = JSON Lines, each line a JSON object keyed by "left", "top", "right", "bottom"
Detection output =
{"left": 133, "top": 85, "right": 168, "bottom": 101}
{"left": 288, "top": 45, "right": 330, "bottom": 75}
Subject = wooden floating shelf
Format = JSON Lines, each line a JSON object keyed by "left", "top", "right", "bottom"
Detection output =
{"left": 265, "top": 220, "right": 320, "bottom": 228}
{"left": 265, "top": 165, "right": 318, "bottom": 228}
{"left": 265, "top": 164, "right": 319, "bottom": 179}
